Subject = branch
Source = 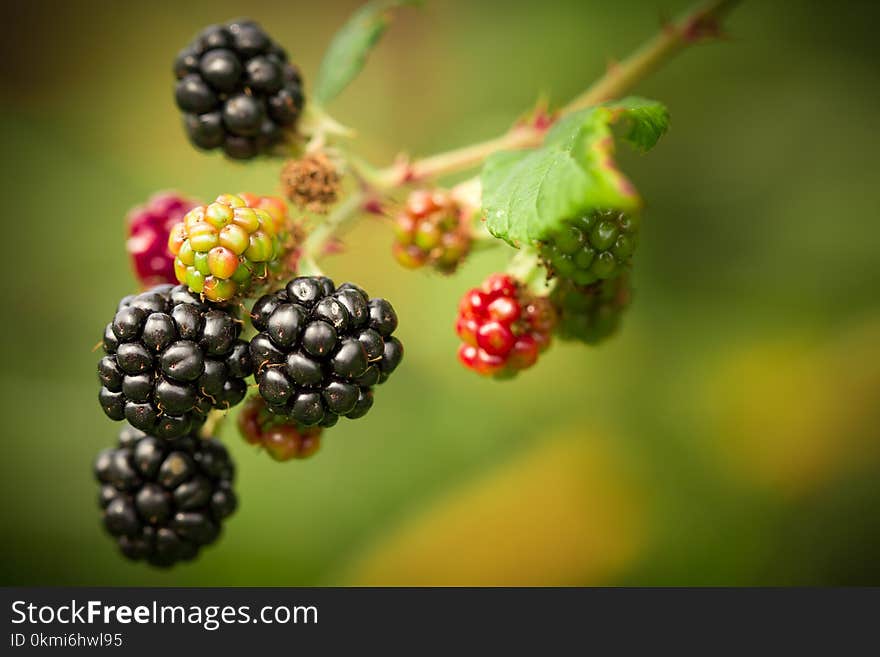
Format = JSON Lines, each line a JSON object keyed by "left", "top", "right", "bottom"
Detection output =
{"left": 369, "top": 0, "right": 740, "bottom": 188}
{"left": 565, "top": 0, "right": 740, "bottom": 112}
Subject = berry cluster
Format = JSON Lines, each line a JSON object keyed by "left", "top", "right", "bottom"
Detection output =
{"left": 98, "top": 285, "right": 251, "bottom": 439}
{"left": 551, "top": 274, "right": 632, "bottom": 345}
{"left": 174, "top": 19, "right": 304, "bottom": 159}
{"left": 127, "top": 192, "right": 200, "bottom": 288}
{"left": 456, "top": 274, "right": 556, "bottom": 377}
{"left": 169, "top": 193, "right": 284, "bottom": 302}
{"left": 238, "top": 396, "right": 322, "bottom": 461}
{"left": 250, "top": 276, "right": 403, "bottom": 426}
{"left": 540, "top": 209, "right": 640, "bottom": 286}
{"left": 95, "top": 426, "right": 236, "bottom": 566}
{"left": 392, "top": 189, "right": 471, "bottom": 274}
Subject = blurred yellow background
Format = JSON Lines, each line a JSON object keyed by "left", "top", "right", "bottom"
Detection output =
{"left": 1, "top": 0, "right": 879, "bottom": 585}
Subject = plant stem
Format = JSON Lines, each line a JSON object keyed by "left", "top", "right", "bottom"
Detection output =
{"left": 301, "top": 190, "right": 366, "bottom": 264}
{"left": 565, "top": 0, "right": 741, "bottom": 112}
{"left": 506, "top": 247, "right": 551, "bottom": 294}
{"left": 200, "top": 409, "right": 227, "bottom": 439}
{"left": 369, "top": 0, "right": 739, "bottom": 188}
{"left": 371, "top": 126, "right": 544, "bottom": 189}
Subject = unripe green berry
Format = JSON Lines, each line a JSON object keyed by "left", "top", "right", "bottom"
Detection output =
{"left": 193, "top": 251, "right": 211, "bottom": 276}
{"left": 414, "top": 221, "right": 442, "bottom": 250}
{"left": 232, "top": 207, "right": 261, "bottom": 233}
{"left": 245, "top": 231, "right": 273, "bottom": 262}
{"left": 188, "top": 223, "right": 219, "bottom": 252}
{"left": 205, "top": 202, "right": 234, "bottom": 229}
{"left": 186, "top": 268, "right": 205, "bottom": 293}
{"left": 219, "top": 224, "right": 250, "bottom": 255}
{"left": 540, "top": 208, "right": 639, "bottom": 286}
{"left": 551, "top": 273, "right": 631, "bottom": 345}
{"left": 177, "top": 240, "right": 195, "bottom": 266}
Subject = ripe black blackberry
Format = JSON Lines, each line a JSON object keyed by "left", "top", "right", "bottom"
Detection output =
{"left": 249, "top": 276, "right": 403, "bottom": 427}
{"left": 174, "top": 19, "right": 305, "bottom": 160}
{"left": 551, "top": 274, "right": 632, "bottom": 345}
{"left": 94, "top": 426, "right": 237, "bottom": 567}
{"left": 98, "top": 284, "right": 252, "bottom": 439}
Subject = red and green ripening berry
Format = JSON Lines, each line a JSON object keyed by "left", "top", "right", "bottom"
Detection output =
{"left": 237, "top": 396, "right": 322, "bottom": 461}
{"left": 455, "top": 273, "right": 556, "bottom": 378}
{"left": 168, "top": 193, "right": 285, "bottom": 302}
{"left": 127, "top": 192, "right": 200, "bottom": 288}
{"left": 551, "top": 273, "right": 632, "bottom": 345}
{"left": 237, "top": 192, "right": 307, "bottom": 290}
{"left": 540, "top": 209, "right": 640, "bottom": 286}
{"left": 392, "top": 189, "right": 471, "bottom": 274}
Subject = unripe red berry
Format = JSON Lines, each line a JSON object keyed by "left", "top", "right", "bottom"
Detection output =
{"left": 476, "top": 321, "right": 515, "bottom": 356}
{"left": 474, "top": 349, "right": 505, "bottom": 376}
{"left": 127, "top": 192, "right": 200, "bottom": 288}
{"left": 508, "top": 335, "right": 539, "bottom": 370}
{"left": 454, "top": 273, "right": 556, "bottom": 379}
{"left": 237, "top": 395, "right": 323, "bottom": 461}
{"left": 455, "top": 316, "right": 479, "bottom": 347}
{"left": 482, "top": 273, "right": 517, "bottom": 299}
{"left": 487, "top": 296, "right": 521, "bottom": 323}
{"left": 263, "top": 426, "right": 321, "bottom": 461}
{"left": 458, "top": 344, "right": 478, "bottom": 369}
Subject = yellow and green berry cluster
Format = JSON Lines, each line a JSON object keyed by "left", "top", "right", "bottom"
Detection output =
{"left": 168, "top": 193, "right": 284, "bottom": 302}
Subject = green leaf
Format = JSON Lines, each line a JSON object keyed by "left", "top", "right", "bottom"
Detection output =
{"left": 314, "top": 0, "right": 421, "bottom": 105}
{"left": 481, "top": 97, "right": 668, "bottom": 247}
{"left": 604, "top": 97, "right": 669, "bottom": 152}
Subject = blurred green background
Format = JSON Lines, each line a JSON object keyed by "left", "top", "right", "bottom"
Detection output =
{"left": 2, "top": 0, "right": 879, "bottom": 585}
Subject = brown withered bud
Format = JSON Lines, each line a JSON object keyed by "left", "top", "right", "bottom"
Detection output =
{"left": 280, "top": 151, "right": 341, "bottom": 214}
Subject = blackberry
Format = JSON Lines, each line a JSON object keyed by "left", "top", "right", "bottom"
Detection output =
{"left": 174, "top": 19, "right": 304, "bottom": 159}
{"left": 127, "top": 192, "right": 200, "bottom": 288}
{"left": 551, "top": 273, "right": 632, "bottom": 344}
{"left": 238, "top": 395, "right": 321, "bottom": 461}
{"left": 249, "top": 276, "right": 403, "bottom": 427}
{"left": 539, "top": 209, "right": 640, "bottom": 285}
{"left": 97, "top": 284, "right": 252, "bottom": 439}
{"left": 455, "top": 274, "right": 556, "bottom": 378}
{"left": 94, "top": 426, "right": 236, "bottom": 566}
{"left": 168, "top": 193, "right": 285, "bottom": 302}
{"left": 392, "top": 189, "right": 471, "bottom": 274}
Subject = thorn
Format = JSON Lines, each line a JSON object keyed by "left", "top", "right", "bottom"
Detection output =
{"left": 681, "top": 8, "right": 723, "bottom": 43}
{"left": 323, "top": 237, "right": 345, "bottom": 256}
{"left": 363, "top": 198, "right": 386, "bottom": 216}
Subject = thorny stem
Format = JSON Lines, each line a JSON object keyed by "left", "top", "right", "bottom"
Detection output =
{"left": 365, "top": 0, "right": 740, "bottom": 190}
{"left": 370, "top": 127, "right": 544, "bottom": 190}
{"left": 303, "top": 0, "right": 739, "bottom": 263}
{"left": 564, "top": 0, "right": 741, "bottom": 112}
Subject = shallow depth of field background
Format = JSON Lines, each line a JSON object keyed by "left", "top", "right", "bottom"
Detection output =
{"left": 1, "top": 0, "right": 879, "bottom": 585}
